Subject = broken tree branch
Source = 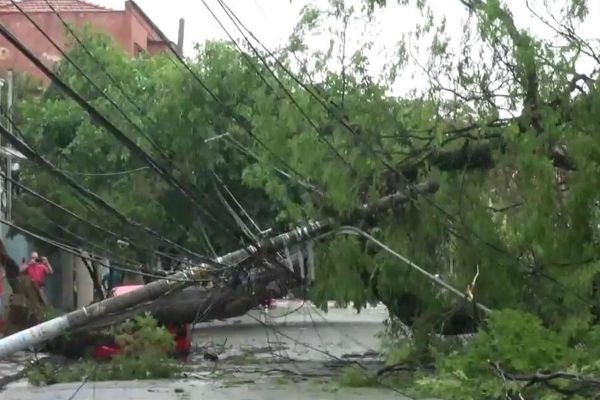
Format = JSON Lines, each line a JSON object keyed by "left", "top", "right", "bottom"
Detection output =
{"left": 0, "top": 181, "right": 438, "bottom": 359}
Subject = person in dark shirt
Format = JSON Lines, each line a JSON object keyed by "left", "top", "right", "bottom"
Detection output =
{"left": 101, "top": 267, "right": 125, "bottom": 293}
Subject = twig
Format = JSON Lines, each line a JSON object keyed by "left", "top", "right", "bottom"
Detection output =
{"left": 490, "top": 361, "right": 600, "bottom": 392}
{"left": 376, "top": 363, "right": 434, "bottom": 377}
{"left": 242, "top": 367, "right": 335, "bottom": 378}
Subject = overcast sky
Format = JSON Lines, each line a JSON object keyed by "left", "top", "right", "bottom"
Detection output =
{"left": 95, "top": 0, "right": 309, "bottom": 55}
{"left": 91, "top": 0, "right": 599, "bottom": 51}
{"left": 89, "top": 0, "right": 598, "bottom": 99}
{"left": 92, "top": 1, "right": 598, "bottom": 69}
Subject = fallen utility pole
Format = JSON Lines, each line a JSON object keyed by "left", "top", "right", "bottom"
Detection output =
{"left": 0, "top": 181, "right": 437, "bottom": 359}
{"left": 73, "top": 258, "right": 298, "bottom": 335}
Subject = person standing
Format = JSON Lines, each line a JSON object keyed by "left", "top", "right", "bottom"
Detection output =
{"left": 101, "top": 266, "right": 124, "bottom": 293}
{"left": 22, "top": 252, "right": 53, "bottom": 302}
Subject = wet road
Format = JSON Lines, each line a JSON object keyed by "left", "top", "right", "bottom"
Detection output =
{"left": 1, "top": 301, "right": 421, "bottom": 399}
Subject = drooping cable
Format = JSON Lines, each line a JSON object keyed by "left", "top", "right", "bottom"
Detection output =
{"left": 0, "top": 121, "right": 214, "bottom": 264}
{"left": 17, "top": 0, "right": 259, "bottom": 254}
{"left": 14, "top": 0, "right": 172, "bottom": 167}
{"left": 212, "top": 170, "right": 268, "bottom": 236}
{"left": 0, "top": 18, "right": 247, "bottom": 253}
{"left": 0, "top": 169, "right": 191, "bottom": 267}
{"left": 215, "top": 0, "right": 566, "bottom": 295}
{"left": 121, "top": 5, "right": 314, "bottom": 191}
{"left": 0, "top": 218, "right": 210, "bottom": 283}
{"left": 201, "top": 0, "right": 356, "bottom": 173}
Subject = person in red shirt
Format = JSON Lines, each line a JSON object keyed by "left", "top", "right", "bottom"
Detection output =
{"left": 22, "top": 252, "right": 53, "bottom": 296}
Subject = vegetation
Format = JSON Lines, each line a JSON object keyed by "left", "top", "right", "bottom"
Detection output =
{"left": 28, "top": 315, "right": 178, "bottom": 385}
{"left": 9, "top": 0, "right": 600, "bottom": 397}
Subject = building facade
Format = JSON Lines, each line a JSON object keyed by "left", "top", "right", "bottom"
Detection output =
{"left": 0, "top": 0, "right": 181, "bottom": 81}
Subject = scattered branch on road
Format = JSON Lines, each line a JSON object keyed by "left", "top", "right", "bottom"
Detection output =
{"left": 490, "top": 361, "right": 600, "bottom": 398}
{"left": 376, "top": 363, "right": 434, "bottom": 377}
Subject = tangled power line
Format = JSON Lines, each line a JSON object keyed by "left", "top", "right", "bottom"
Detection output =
{"left": 0, "top": 2, "right": 590, "bottom": 397}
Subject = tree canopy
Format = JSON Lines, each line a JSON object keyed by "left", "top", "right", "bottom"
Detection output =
{"left": 10, "top": 0, "right": 600, "bottom": 397}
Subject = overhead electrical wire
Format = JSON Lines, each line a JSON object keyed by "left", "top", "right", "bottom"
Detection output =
{"left": 18, "top": 0, "right": 172, "bottom": 168}
{"left": 32, "top": 211, "right": 144, "bottom": 268}
{"left": 217, "top": 0, "right": 370, "bottom": 139}
{"left": 213, "top": 0, "right": 589, "bottom": 305}
{"left": 0, "top": 218, "right": 212, "bottom": 283}
{"left": 201, "top": 0, "right": 355, "bottom": 173}
{"left": 39, "top": 0, "right": 257, "bottom": 244}
{"left": 212, "top": 170, "right": 268, "bottom": 236}
{"left": 0, "top": 10, "right": 247, "bottom": 254}
{"left": 0, "top": 169, "right": 193, "bottom": 267}
{"left": 215, "top": 0, "right": 402, "bottom": 175}
{"left": 214, "top": 0, "right": 413, "bottom": 182}
{"left": 212, "top": 173, "right": 259, "bottom": 241}
{"left": 0, "top": 12, "right": 259, "bottom": 258}
{"left": 115, "top": 4, "right": 315, "bottom": 193}
{"left": 62, "top": 166, "right": 149, "bottom": 177}
{"left": 0, "top": 120, "right": 214, "bottom": 264}
{"left": 37, "top": 0, "right": 261, "bottom": 252}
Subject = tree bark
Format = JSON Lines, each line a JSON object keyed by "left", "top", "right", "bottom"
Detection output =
{"left": 75, "top": 262, "right": 297, "bottom": 332}
{"left": 400, "top": 140, "right": 574, "bottom": 181}
{"left": 81, "top": 257, "right": 105, "bottom": 301}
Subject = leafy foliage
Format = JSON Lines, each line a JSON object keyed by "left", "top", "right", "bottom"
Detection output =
{"left": 28, "top": 315, "right": 178, "bottom": 385}
{"left": 12, "top": 0, "right": 600, "bottom": 396}
{"left": 416, "top": 310, "right": 600, "bottom": 399}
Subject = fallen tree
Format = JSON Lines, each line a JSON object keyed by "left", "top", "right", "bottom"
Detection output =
{"left": 75, "top": 259, "right": 297, "bottom": 333}
{"left": 0, "top": 182, "right": 439, "bottom": 358}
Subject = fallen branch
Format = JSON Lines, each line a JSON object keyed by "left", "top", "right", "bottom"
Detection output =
{"left": 376, "top": 363, "right": 434, "bottom": 377}
{"left": 400, "top": 140, "right": 575, "bottom": 182}
{"left": 491, "top": 362, "right": 600, "bottom": 386}
{"left": 490, "top": 361, "right": 600, "bottom": 397}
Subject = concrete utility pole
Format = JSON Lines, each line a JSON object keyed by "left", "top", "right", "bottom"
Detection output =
{"left": 5, "top": 69, "right": 12, "bottom": 222}
{"left": 0, "top": 182, "right": 437, "bottom": 358}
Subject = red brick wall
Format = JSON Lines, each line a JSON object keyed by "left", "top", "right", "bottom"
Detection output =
{"left": 147, "top": 41, "right": 170, "bottom": 55}
{"left": 127, "top": 9, "right": 148, "bottom": 56}
{"left": 125, "top": 2, "right": 171, "bottom": 56}
{"left": 0, "top": 10, "right": 142, "bottom": 81}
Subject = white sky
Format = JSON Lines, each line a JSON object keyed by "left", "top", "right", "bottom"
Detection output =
{"left": 91, "top": 0, "right": 599, "bottom": 97}
{"left": 96, "top": 0, "right": 309, "bottom": 55}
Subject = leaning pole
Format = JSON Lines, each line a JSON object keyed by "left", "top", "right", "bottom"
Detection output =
{"left": 0, "top": 182, "right": 437, "bottom": 359}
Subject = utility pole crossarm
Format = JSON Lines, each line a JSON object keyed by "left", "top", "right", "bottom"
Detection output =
{"left": 0, "top": 181, "right": 437, "bottom": 359}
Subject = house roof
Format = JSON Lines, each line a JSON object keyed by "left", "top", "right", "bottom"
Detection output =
{"left": 0, "top": 0, "right": 113, "bottom": 13}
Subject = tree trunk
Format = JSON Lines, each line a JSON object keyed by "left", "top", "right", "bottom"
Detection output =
{"left": 75, "top": 263, "right": 297, "bottom": 332}
{"left": 81, "top": 257, "right": 105, "bottom": 301}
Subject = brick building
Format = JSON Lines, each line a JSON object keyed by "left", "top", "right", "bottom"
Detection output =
{"left": 0, "top": 0, "right": 183, "bottom": 81}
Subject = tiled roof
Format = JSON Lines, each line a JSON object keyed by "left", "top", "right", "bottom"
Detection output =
{"left": 0, "top": 0, "right": 114, "bottom": 12}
